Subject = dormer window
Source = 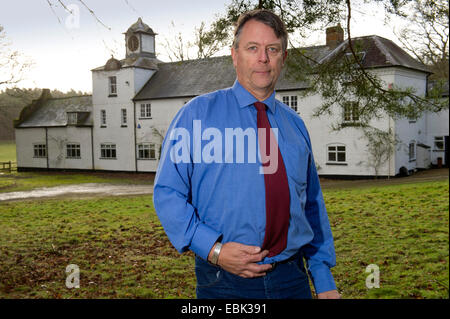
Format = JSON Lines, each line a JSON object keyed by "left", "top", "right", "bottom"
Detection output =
{"left": 67, "top": 112, "right": 78, "bottom": 125}
{"left": 109, "top": 76, "right": 117, "bottom": 96}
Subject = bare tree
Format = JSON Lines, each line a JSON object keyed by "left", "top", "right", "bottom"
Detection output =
{"left": 395, "top": 0, "right": 449, "bottom": 80}
{"left": 0, "top": 26, "right": 33, "bottom": 88}
{"left": 163, "top": 22, "right": 192, "bottom": 62}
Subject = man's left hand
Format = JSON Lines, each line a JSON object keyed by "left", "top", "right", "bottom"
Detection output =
{"left": 317, "top": 290, "right": 341, "bottom": 299}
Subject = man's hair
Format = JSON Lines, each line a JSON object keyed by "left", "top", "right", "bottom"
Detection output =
{"left": 233, "top": 9, "right": 288, "bottom": 52}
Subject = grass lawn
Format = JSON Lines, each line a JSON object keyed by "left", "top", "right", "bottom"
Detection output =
{"left": 0, "top": 179, "right": 448, "bottom": 299}
{"left": 0, "top": 140, "right": 16, "bottom": 163}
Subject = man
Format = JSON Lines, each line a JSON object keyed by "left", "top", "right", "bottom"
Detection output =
{"left": 153, "top": 9, "right": 340, "bottom": 299}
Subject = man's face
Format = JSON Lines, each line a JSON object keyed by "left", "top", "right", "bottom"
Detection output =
{"left": 231, "top": 19, "right": 287, "bottom": 100}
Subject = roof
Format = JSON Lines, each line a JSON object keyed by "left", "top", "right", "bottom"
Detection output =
{"left": 125, "top": 17, "right": 156, "bottom": 35}
{"left": 16, "top": 95, "right": 93, "bottom": 128}
{"left": 92, "top": 56, "right": 160, "bottom": 72}
{"left": 134, "top": 35, "right": 430, "bottom": 101}
{"left": 320, "top": 35, "right": 431, "bottom": 73}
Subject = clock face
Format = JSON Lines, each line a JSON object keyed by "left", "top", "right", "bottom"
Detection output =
{"left": 128, "top": 35, "right": 139, "bottom": 52}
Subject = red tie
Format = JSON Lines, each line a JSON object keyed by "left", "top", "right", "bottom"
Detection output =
{"left": 254, "top": 102, "right": 290, "bottom": 257}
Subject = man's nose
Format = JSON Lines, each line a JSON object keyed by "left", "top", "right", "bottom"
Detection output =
{"left": 258, "top": 48, "right": 269, "bottom": 63}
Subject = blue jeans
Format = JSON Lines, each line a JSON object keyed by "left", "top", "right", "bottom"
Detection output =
{"left": 195, "top": 252, "right": 313, "bottom": 299}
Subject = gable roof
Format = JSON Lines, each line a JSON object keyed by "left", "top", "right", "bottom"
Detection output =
{"left": 15, "top": 95, "right": 93, "bottom": 128}
{"left": 134, "top": 35, "right": 430, "bottom": 101}
{"left": 320, "top": 35, "right": 431, "bottom": 73}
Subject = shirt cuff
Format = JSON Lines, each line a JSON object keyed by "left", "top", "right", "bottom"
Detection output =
{"left": 309, "top": 264, "right": 337, "bottom": 294}
{"left": 190, "top": 222, "right": 222, "bottom": 261}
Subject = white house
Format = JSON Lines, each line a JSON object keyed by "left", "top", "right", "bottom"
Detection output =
{"left": 14, "top": 18, "right": 449, "bottom": 177}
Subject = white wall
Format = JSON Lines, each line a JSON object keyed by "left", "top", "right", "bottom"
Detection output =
{"left": 15, "top": 128, "right": 47, "bottom": 169}
{"left": 277, "top": 80, "right": 396, "bottom": 177}
{"left": 390, "top": 67, "right": 428, "bottom": 174}
{"left": 47, "top": 127, "right": 93, "bottom": 170}
{"left": 15, "top": 127, "right": 93, "bottom": 170}
{"left": 91, "top": 67, "right": 155, "bottom": 171}
{"left": 424, "top": 108, "right": 449, "bottom": 165}
{"left": 135, "top": 97, "right": 191, "bottom": 172}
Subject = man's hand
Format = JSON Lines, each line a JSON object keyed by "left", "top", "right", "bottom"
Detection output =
{"left": 209, "top": 242, "right": 272, "bottom": 278}
{"left": 317, "top": 290, "right": 341, "bottom": 299}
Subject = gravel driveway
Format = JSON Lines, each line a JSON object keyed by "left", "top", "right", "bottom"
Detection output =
{"left": 0, "top": 183, "right": 153, "bottom": 201}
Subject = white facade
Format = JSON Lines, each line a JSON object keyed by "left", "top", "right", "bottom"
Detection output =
{"left": 15, "top": 127, "right": 93, "bottom": 170}
{"left": 15, "top": 19, "right": 448, "bottom": 176}
{"left": 91, "top": 67, "right": 155, "bottom": 171}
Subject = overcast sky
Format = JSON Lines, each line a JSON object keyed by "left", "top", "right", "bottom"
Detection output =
{"left": 1, "top": 0, "right": 408, "bottom": 93}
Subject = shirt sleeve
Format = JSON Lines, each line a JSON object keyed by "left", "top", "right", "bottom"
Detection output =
{"left": 301, "top": 128, "right": 338, "bottom": 294}
{"left": 153, "top": 105, "right": 222, "bottom": 260}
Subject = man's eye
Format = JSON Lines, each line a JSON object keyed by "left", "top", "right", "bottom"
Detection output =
{"left": 248, "top": 46, "right": 257, "bottom": 51}
{"left": 268, "top": 47, "right": 280, "bottom": 53}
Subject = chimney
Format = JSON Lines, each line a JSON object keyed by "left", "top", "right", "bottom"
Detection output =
{"left": 326, "top": 24, "right": 344, "bottom": 49}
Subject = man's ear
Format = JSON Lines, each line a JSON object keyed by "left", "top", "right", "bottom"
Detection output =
{"left": 282, "top": 50, "right": 288, "bottom": 65}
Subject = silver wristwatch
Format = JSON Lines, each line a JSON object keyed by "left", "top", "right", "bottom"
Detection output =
{"left": 210, "top": 242, "right": 222, "bottom": 265}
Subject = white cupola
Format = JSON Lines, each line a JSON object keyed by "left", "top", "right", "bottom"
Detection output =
{"left": 125, "top": 17, "right": 157, "bottom": 59}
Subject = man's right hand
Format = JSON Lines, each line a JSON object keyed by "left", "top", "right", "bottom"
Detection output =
{"left": 209, "top": 242, "right": 272, "bottom": 278}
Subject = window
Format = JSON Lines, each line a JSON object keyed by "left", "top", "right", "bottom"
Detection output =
{"left": 138, "top": 143, "right": 156, "bottom": 159}
{"left": 409, "top": 142, "right": 416, "bottom": 161}
{"left": 100, "top": 110, "right": 106, "bottom": 127}
{"left": 282, "top": 95, "right": 298, "bottom": 112}
{"left": 109, "top": 76, "right": 117, "bottom": 96}
{"left": 67, "top": 112, "right": 77, "bottom": 125}
{"left": 66, "top": 143, "right": 81, "bottom": 158}
{"left": 343, "top": 102, "right": 359, "bottom": 123}
{"left": 434, "top": 136, "right": 444, "bottom": 150}
{"left": 344, "top": 52, "right": 366, "bottom": 67}
{"left": 33, "top": 144, "right": 47, "bottom": 158}
{"left": 140, "top": 103, "right": 151, "bottom": 118}
{"left": 121, "top": 108, "right": 127, "bottom": 126}
{"left": 327, "top": 144, "right": 346, "bottom": 163}
{"left": 100, "top": 143, "right": 116, "bottom": 159}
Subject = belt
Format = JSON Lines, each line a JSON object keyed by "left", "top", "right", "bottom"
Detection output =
{"left": 266, "top": 251, "right": 302, "bottom": 273}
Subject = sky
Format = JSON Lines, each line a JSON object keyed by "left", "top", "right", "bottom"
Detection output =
{"left": 0, "top": 0, "right": 410, "bottom": 93}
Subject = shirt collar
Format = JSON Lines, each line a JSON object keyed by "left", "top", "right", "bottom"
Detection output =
{"left": 231, "top": 79, "right": 277, "bottom": 114}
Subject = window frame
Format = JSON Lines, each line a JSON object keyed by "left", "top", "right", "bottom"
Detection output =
{"left": 108, "top": 76, "right": 117, "bottom": 96}
{"left": 66, "top": 143, "right": 81, "bottom": 159}
{"left": 281, "top": 95, "right": 299, "bottom": 113}
{"left": 67, "top": 112, "right": 78, "bottom": 125}
{"left": 100, "top": 109, "right": 107, "bottom": 127}
{"left": 33, "top": 144, "right": 47, "bottom": 158}
{"left": 121, "top": 108, "right": 127, "bottom": 127}
{"left": 343, "top": 101, "right": 360, "bottom": 124}
{"left": 137, "top": 143, "right": 156, "bottom": 160}
{"left": 326, "top": 143, "right": 347, "bottom": 165}
{"left": 408, "top": 142, "right": 416, "bottom": 162}
{"left": 140, "top": 103, "right": 152, "bottom": 119}
{"left": 100, "top": 143, "right": 117, "bottom": 159}
{"left": 434, "top": 136, "right": 444, "bottom": 151}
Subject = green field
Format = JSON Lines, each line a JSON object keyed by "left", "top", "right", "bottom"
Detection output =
{"left": 0, "top": 178, "right": 448, "bottom": 299}
{"left": 0, "top": 141, "right": 16, "bottom": 163}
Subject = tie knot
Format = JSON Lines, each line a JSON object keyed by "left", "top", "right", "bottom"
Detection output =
{"left": 254, "top": 102, "right": 266, "bottom": 112}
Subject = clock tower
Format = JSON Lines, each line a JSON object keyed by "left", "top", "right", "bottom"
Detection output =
{"left": 125, "top": 17, "right": 157, "bottom": 59}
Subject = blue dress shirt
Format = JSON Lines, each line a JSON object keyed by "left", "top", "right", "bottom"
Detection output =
{"left": 153, "top": 80, "right": 337, "bottom": 294}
